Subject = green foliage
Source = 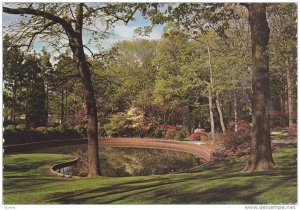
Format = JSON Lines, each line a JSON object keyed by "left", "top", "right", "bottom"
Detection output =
{"left": 153, "top": 127, "right": 165, "bottom": 138}
{"left": 16, "top": 124, "right": 26, "bottom": 131}
{"left": 26, "top": 75, "right": 47, "bottom": 127}
{"left": 3, "top": 35, "right": 26, "bottom": 123}
{"left": 47, "top": 127, "right": 57, "bottom": 133}
{"left": 103, "top": 107, "right": 144, "bottom": 137}
{"left": 55, "top": 124, "right": 68, "bottom": 133}
{"left": 174, "top": 129, "right": 189, "bottom": 140}
{"left": 74, "top": 125, "right": 86, "bottom": 135}
{"left": 5, "top": 125, "right": 16, "bottom": 133}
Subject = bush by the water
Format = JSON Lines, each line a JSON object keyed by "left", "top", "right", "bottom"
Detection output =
{"left": 5, "top": 124, "right": 17, "bottom": 132}
{"left": 190, "top": 131, "right": 208, "bottom": 141}
{"left": 16, "top": 124, "right": 26, "bottom": 131}
{"left": 74, "top": 125, "right": 87, "bottom": 137}
{"left": 213, "top": 131, "right": 251, "bottom": 160}
{"left": 227, "top": 119, "right": 251, "bottom": 132}
{"left": 174, "top": 129, "right": 189, "bottom": 140}
{"left": 164, "top": 128, "right": 177, "bottom": 140}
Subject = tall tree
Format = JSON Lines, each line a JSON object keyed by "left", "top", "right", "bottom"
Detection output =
{"left": 268, "top": 4, "right": 297, "bottom": 135}
{"left": 242, "top": 3, "right": 275, "bottom": 172}
{"left": 140, "top": 3, "right": 275, "bottom": 171}
{"left": 3, "top": 35, "right": 25, "bottom": 124}
{"left": 3, "top": 3, "right": 139, "bottom": 177}
{"left": 206, "top": 40, "right": 216, "bottom": 140}
{"left": 26, "top": 75, "right": 47, "bottom": 127}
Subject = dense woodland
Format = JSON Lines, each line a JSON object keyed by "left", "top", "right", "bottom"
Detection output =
{"left": 3, "top": 3, "right": 297, "bottom": 176}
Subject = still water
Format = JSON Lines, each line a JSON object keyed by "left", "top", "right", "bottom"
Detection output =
{"left": 56, "top": 147, "right": 204, "bottom": 177}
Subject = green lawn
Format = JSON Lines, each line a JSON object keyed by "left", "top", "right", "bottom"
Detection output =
{"left": 3, "top": 144, "right": 297, "bottom": 204}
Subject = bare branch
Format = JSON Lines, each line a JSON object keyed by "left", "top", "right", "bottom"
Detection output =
{"left": 83, "top": 45, "right": 94, "bottom": 56}
{"left": 48, "top": 73, "right": 81, "bottom": 91}
{"left": 3, "top": 6, "right": 76, "bottom": 36}
{"left": 82, "top": 4, "right": 107, "bottom": 18}
{"left": 108, "top": 5, "right": 140, "bottom": 25}
{"left": 26, "top": 21, "right": 56, "bottom": 50}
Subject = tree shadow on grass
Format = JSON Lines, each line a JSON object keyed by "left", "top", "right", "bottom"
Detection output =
{"left": 46, "top": 168, "right": 296, "bottom": 204}
{"left": 45, "top": 146, "right": 297, "bottom": 204}
{"left": 4, "top": 146, "right": 297, "bottom": 204}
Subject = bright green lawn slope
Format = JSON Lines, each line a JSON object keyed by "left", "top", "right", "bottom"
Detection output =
{"left": 3, "top": 144, "right": 297, "bottom": 204}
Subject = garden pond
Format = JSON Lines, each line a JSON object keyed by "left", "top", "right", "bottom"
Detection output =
{"left": 29, "top": 144, "right": 205, "bottom": 177}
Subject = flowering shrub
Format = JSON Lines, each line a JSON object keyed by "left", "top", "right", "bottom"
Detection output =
{"left": 103, "top": 108, "right": 144, "bottom": 137}
{"left": 159, "top": 124, "right": 178, "bottom": 131}
{"left": 213, "top": 131, "right": 251, "bottom": 160}
{"left": 35, "top": 127, "right": 48, "bottom": 134}
{"left": 190, "top": 133, "right": 201, "bottom": 141}
{"left": 190, "top": 131, "right": 208, "bottom": 141}
{"left": 227, "top": 119, "right": 251, "bottom": 132}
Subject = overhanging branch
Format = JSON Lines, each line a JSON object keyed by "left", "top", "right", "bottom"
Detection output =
{"left": 25, "top": 21, "right": 57, "bottom": 50}
{"left": 3, "top": 6, "right": 76, "bottom": 36}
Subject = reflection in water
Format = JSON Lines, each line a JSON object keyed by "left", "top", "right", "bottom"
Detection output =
{"left": 56, "top": 166, "right": 77, "bottom": 176}
{"left": 58, "top": 148, "right": 205, "bottom": 177}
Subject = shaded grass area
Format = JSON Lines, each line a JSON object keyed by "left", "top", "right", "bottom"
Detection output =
{"left": 3, "top": 144, "right": 297, "bottom": 204}
{"left": 271, "top": 126, "right": 297, "bottom": 141}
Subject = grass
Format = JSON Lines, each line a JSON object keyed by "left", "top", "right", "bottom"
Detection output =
{"left": 3, "top": 144, "right": 297, "bottom": 204}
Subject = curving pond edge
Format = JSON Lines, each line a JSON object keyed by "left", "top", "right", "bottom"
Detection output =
{"left": 50, "top": 157, "right": 79, "bottom": 178}
{"left": 100, "top": 138, "right": 213, "bottom": 161}
{"left": 4, "top": 137, "right": 214, "bottom": 177}
{"left": 49, "top": 138, "right": 214, "bottom": 178}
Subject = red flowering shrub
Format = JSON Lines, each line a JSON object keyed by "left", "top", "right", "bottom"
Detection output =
{"left": 227, "top": 119, "right": 251, "bottom": 132}
{"left": 190, "top": 133, "right": 201, "bottom": 141}
{"left": 159, "top": 124, "right": 178, "bottom": 131}
{"left": 143, "top": 124, "right": 150, "bottom": 132}
{"left": 190, "top": 131, "right": 208, "bottom": 141}
{"left": 213, "top": 131, "right": 251, "bottom": 160}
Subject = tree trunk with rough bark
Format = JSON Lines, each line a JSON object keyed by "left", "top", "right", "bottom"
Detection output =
{"left": 243, "top": 4, "right": 275, "bottom": 172}
{"left": 68, "top": 4, "right": 100, "bottom": 177}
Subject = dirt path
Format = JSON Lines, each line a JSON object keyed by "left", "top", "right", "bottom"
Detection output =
{"left": 100, "top": 138, "right": 214, "bottom": 161}
{"left": 4, "top": 137, "right": 215, "bottom": 161}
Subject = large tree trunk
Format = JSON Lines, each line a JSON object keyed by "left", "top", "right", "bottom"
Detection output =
{"left": 207, "top": 41, "right": 215, "bottom": 142}
{"left": 286, "top": 58, "right": 297, "bottom": 135}
{"left": 67, "top": 4, "right": 100, "bottom": 177}
{"left": 3, "top": 3, "right": 101, "bottom": 177}
{"left": 243, "top": 4, "right": 275, "bottom": 172}
{"left": 215, "top": 93, "right": 226, "bottom": 133}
